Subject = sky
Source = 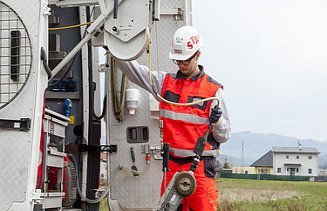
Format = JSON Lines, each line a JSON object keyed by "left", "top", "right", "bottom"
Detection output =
{"left": 191, "top": 0, "right": 327, "bottom": 141}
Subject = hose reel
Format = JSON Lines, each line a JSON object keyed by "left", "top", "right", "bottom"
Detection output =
{"left": 0, "top": 2, "right": 32, "bottom": 109}
{"left": 95, "top": 0, "right": 153, "bottom": 61}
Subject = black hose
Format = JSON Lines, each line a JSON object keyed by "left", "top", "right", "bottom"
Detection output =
{"left": 162, "top": 144, "right": 170, "bottom": 172}
{"left": 48, "top": 52, "right": 79, "bottom": 87}
{"left": 40, "top": 47, "right": 52, "bottom": 79}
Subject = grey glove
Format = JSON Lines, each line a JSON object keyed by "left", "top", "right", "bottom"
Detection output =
{"left": 209, "top": 107, "right": 222, "bottom": 124}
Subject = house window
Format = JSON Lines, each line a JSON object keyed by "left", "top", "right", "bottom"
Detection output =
{"left": 277, "top": 168, "right": 281, "bottom": 173}
{"left": 308, "top": 169, "right": 312, "bottom": 174}
{"left": 259, "top": 168, "right": 269, "bottom": 174}
{"left": 245, "top": 171, "right": 248, "bottom": 174}
{"left": 296, "top": 156, "right": 299, "bottom": 159}
{"left": 296, "top": 168, "right": 299, "bottom": 173}
{"left": 286, "top": 155, "right": 289, "bottom": 159}
{"left": 308, "top": 156, "right": 312, "bottom": 159}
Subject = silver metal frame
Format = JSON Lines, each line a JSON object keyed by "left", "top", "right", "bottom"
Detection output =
{"left": 48, "top": 0, "right": 99, "bottom": 7}
{"left": 50, "top": 0, "right": 125, "bottom": 79}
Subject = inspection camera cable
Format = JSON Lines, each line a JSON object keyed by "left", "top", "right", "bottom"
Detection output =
{"left": 71, "top": 153, "right": 150, "bottom": 204}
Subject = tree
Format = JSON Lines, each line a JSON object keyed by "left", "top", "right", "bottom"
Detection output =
{"left": 223, "top": 158, "right": 231, "bottom": 169}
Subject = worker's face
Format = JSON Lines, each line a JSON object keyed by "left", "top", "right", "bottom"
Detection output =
{"left": 174, "top": 51, "right": 200, "bottom": 78}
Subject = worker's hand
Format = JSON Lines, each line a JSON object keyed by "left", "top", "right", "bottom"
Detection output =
{"left": 209, "top": 107, "right": 222, "bottom": 124}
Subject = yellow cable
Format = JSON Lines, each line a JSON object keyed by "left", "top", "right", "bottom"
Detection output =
{"left": 48, "top": 22, "right": 93, "bottom": 31}
{"left": 145, "top": 28, "right": 220, "bottom": 106}
{"left": 110, "top": 56, "right": 126, "bottom": 122}
{"left": 146, "top": 28, "right": 153, "bottom": 86}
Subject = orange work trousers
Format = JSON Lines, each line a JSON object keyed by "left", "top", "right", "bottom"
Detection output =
{"left": 160, "top": 158, "right": 218, "bottom": 211}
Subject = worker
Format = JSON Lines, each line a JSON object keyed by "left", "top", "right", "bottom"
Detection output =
{"left": 116, "top": 25, "right": 230, "bottom": 211}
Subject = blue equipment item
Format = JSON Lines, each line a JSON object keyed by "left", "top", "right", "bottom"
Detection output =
{"left": 50, "top": 79, "right": 77, "bottom": 92}
{"left": 64, "top": 99, "right": 72, "bottom": 117}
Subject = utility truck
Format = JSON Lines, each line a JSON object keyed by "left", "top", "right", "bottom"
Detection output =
{"left": 0, "top": 0, "right": 194, "bottom": 210}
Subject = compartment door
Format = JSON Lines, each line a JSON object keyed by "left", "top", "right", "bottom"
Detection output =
{"left": 0, "top": 1, "right": 48, "bottom": 210}
{"left": 106, "top": 0, "right": 192, "bottom": 210}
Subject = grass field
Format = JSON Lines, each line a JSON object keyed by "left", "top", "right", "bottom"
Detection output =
{"left": 100, "top": 178, "right": 327, "bottom": 211}
{"left": 217, "top": 178, "right": 327, "bottom": 211}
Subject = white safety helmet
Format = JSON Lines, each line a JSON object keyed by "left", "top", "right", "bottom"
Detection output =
{"left": 169, "top": 25, "right": 203, "bottom": 61}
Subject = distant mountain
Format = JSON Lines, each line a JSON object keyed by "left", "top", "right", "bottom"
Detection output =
{"left": 220, "top": 131, "right": 327, "bottom": 168}
{"left": 318, "top": 154, "right": 327, "bottom": 169}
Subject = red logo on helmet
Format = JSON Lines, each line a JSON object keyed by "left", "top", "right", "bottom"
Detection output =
{"left": 187, "top": 36, "right": 200, "bottom": 50}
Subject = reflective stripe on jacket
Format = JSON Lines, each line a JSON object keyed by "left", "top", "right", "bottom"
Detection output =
{"left": 159, "top": 70, "right": 221, "bottom": 157}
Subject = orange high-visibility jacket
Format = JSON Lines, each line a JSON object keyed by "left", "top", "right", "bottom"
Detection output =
{"left": 159, "top": 71, "right": 222, "bottom": 157}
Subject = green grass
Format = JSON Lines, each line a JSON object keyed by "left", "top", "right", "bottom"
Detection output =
{"left": 100, "top": 178, "right": 327, "bottom": 211}
{"left": 100, "top": 199, "right": 109, "bottom": 211}
{"left": 217, "top": 178, "right": 327, "bottom": 211}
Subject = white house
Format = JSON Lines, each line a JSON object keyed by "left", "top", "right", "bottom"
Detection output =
{"left": 251, "top": 146, "right": 320, "bottom": 176}
{"left": 273, "top": 147, "right": 320, "bottom": 176}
